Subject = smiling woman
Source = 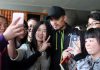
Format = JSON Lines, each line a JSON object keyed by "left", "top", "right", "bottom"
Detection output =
{"left": 76, "top": 28, "right": 100, "bottom": 70}
{"left": 0, "top": 15, "right": 8, "bottom": 34}
{"left": 7, "top": 21, "right": 51, "bottom": 70}
{"left": 87, "top": 10, "right": 100, "bottom": 30}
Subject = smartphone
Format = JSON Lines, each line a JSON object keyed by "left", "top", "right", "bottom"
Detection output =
{"left": 12, "top": 12, "right": 24, "bottom": 25}
{"left": 71, "top": 35, "right": 78, "bottom": 41}
{"left": 69, "top": 34, "right": 80, "bottom": 55}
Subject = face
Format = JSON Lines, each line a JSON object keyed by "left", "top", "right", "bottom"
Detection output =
{"left": 85, "top": 38, "right": 100, "bottom": 56}
{"left": 0, "top": 17, "right": 7, "bottom": 34}
{"left": 28, "top": 20, "right": 37, "bottom": 41}
{"left": 35, "top": 24, "right": 47, "bottom": 42}
{"left": 87, "top": 18, "right": 100, "bottom": 30}
{"left": 50, "top": 16, "right": 65, "bottom": 30}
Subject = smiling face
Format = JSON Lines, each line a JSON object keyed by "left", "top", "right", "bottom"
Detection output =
{"left": 35, "top": 24, "right": 47, "bottom": 42}
{"left": 85, "top": 38, "right": 100, "bottom": 57}
{"left": 0, "top": 17, "right": 8, "bottom": 34}
{"left": 28, "top": 19, "right": 37, "bottom": 41}
{"left": 87, "top": 18, "right": 100, "bottom": 30}
{"left": 50, "top": 16, "right": 65, "bottom": 30}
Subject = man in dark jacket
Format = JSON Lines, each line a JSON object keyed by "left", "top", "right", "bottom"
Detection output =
{"left": 47, "top": 6, "right": 84, "bottom": 70}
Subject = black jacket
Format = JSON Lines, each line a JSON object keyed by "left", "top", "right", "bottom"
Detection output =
{"left": 49, "top": 24, "right": 87, "bottom": 70}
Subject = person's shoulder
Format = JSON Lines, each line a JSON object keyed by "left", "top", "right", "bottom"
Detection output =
{"left": 18, "top": 43, "right": 28, "bottom": 50}
{"left": 77, "top": 55, "right": 89, "bottom": 63}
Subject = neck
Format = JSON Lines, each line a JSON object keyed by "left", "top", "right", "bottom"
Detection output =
{"left": 91, "top": 52, "right": 100, "bottom": 60}
{"left": 61, "top": 25, "right": 66, "bottom": 30}
{"left": 27, "top": 36, "right": 32, "bottom": 42}
{"left": 58, "top": 24, "right": 66, "bottom": 31}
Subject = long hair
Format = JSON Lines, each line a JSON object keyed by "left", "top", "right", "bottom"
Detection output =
{"left": 30, "top": 21, "right": 51, "bottom": 51}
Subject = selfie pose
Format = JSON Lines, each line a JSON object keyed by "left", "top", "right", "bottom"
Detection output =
{"left": 7, "top": 21, "right": 51, "bottom": 70}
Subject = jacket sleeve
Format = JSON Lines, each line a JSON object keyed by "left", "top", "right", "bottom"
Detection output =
{"left": 0, "top": 34, "right": 8, "bottom": 48}
{"left": 18, "top": 50, "right": 41, "bottom": 69}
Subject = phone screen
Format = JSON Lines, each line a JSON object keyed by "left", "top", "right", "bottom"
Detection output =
{"left": 69, "top": 34, "right": 80, "bottom": 55}
{"left": 12, "top": 12, "right": 24, "bottom": 25}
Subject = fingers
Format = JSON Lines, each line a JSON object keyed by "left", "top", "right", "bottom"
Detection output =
{"left": 11, "top": 17, "right": 20, "bottom": 25}
{"left": 43, "top": 34, "right": 45, "bottom": 42}
{"left": 62, "top": 51, "right": 71, "bottom": 60}
{"left": 13, "top": 27, "right": 24, "bottom": 37}
{"left": 64, "top": 47, "right": 73, "bottom": 52}
{"left": 14, "top": 26, "right": 24, "bottom": 32}
{"left": 15, "top": 30, "right": 24, "bottom": 37}
{"left": 47, "top": 43, "right": 51, "bottom": 47}
{"left": 45, "top": 35, "right": 51, "bottom": 43}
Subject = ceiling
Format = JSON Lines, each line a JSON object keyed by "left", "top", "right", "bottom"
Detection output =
{"left": 0, "top": 0, "right": 100, "bottom": 12}
{"left": 0, "top": 0, "right": 99, "bottom": 26}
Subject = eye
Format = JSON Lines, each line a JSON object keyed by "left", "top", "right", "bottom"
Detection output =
{"left": 43, "top": 30, "right": 46, "bottom": 33}
{"left": 37, "top": 29, "right": 41, "bottom": 32}
{"left": 30, "top": 25, "right": 32, "bottom": 27}
{"left": 89, "top": 39, "right": 94, "bottom": 42}
{"left": 95, "top": 23, "right": 100, "bottom": 25}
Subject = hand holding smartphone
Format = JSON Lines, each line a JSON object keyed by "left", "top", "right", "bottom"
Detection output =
{"left": 68, "top": 34, "right": 81, "bottom": 55}
{"left": 12, "top": 12, "right": 24, "bottom": 25}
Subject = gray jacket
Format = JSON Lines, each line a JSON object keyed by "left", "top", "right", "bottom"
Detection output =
{"left": 77, "top": 55, "right": 100, "bottom": 70}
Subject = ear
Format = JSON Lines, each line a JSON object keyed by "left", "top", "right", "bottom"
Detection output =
{"left": 64, "top": 16, "right": 68, "bottom": 23}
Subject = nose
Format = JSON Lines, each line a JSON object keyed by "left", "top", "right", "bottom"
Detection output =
{"left": 1, "top": 25, "right": 5, "bottom": 29}
{"left": 0, "top": 25, "right": 5, "bottom": 33}
{"left": 28, "top": 27, "right": 32, "bottom": 32}
{"left": 39, "top": 30, "right": 43, "bottom": 35}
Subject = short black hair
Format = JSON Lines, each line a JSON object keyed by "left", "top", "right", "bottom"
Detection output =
{"left": 88, "top": 10, "right": 100, "bottom": 21}
{"left": 85, "top": 28, "right": 100, "bottom": 45}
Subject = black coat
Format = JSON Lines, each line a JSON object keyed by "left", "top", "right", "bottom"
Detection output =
{"left": 49, "top": 24, "right": 87, "bottom": 70}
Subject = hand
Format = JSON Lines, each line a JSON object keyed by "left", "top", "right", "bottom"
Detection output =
{"left": 3, "top": 18, "right": 24, "bottom": 40}
{"left": 62, "top": 48, "right": 72, "bottom": 60}
{"left": 73, "top": 45, "right": 81, "bottom": 56}
{"left": 69, "top": 41, "right": 81, "bottom": 56}
{"left": 68, "top": 39, "right": 81, "bottom": 56}
{"left": 39, "top": 36, "right": 51, "bottom": 52}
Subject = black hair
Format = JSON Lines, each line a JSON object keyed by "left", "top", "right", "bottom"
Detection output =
{"left": 20, "top": 20, "right": 28, "bottom": 44}
{"left": 85, "top": 28, "right": 100, "bottom": 45}
{"left": 30, "top": 21, "right": 51, "bottom": 51}
{"left": 23, "top": 20, "right": 28, "bottom": 29}
{"left": 27, "top": 18, "right": 38, "bottom": 22}
{"left": 88, "top": 10, "right": 100, "bottom": 21}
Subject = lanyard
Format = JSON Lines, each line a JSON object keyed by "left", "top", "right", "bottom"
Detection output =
{"left": 56, "top": 30, "right": 64, "bottom": 53}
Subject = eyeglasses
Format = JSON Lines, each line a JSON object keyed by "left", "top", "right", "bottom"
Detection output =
{"left": 86, "top": 21, "right": 100, "bottom": 27}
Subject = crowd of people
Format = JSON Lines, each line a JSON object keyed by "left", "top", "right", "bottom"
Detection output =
{"left": 0, "top": 6, "right": 100, "bottom": 70}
